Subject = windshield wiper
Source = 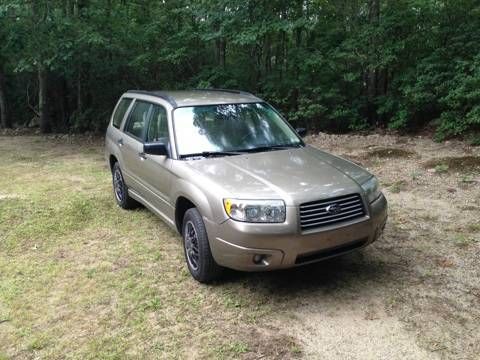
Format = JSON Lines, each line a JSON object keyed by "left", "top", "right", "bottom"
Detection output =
{"left": 242, "top": 143, "right": 303, "bottom": 153}
{"left": 180, "top": 151, "right": 243, "bottom": 159}
{"left": 180, "top": 143, "right": 303, "bottom": 158}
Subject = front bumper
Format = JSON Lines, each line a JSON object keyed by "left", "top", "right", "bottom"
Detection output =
{"left": 205, "top": 194, "right": 388, "bottom": 271}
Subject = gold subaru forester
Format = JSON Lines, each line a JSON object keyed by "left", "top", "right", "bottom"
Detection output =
{"left": 105, "top": 89, "right": 387, "bottom": 283}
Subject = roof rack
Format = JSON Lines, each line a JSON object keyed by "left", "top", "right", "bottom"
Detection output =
{"left": 192, "top": 88, "right": 255, "bottom": 97}
{"left": 126, "top": 90, "right": 178, "bottom": 107}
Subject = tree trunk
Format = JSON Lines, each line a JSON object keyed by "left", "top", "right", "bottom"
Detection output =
{"left": 38, "top": 66, "right": 50, "bottom": 133}
{"left": 77, "top": 69, "right": 83, "bottom": 114}
{"left": 264, "top": 35, "right": 272, "bottom": 75}
{"left": 366, "top": 0, "right": 380, "bottom": 126}
{"left": 54, "top": 75, "right": 69, "bottom": 131}
{"left": 368, "top": 0, "right": 380, "bottom": 22}
{"left": 0, "top": 67, "right": 10, "bottom": 128}
{"left": 216, "top": 38, "right": 226, "bottom": 68}
{"left": 73, "top": 0, "right": 79, "bottom": 17}
{"left": 61, "top": 77, "right": 69, "bottom": 129}
{"left": 65, "top": 0, "right": 72, "bottom": 17}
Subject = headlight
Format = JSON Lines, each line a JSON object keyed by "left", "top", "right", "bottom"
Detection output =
{"left": 223, "top": 199, "right": 286, "bottom": 223}
{"left": 361, "top": 176, "right": 382, "bottom": 203}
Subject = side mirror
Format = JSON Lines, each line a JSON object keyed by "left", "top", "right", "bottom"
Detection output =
{"left": 296, "top": 127, "right": 307, "bottom": 137}
{"left": 144, "top": 142, "right": 169, "bottom": 156}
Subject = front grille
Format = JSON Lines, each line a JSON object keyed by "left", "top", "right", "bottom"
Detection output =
{"left": 299, "top": 193, "right": 366, "bottom": 231}
{"left": 295, "top": 237, "right": 368, "bottom": 264}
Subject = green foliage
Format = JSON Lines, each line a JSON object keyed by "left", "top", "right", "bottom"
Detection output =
{"left": 0, "top": 0, "right": 479, "bottom": 139}
{"left": 469, "top": 135, "right": 480, "bottom": 146}
{"left": 434, "top": 54, "right": 480, "bottom": 140}
{"left": 434, "top": 164, "right": 449, "bottom": 174}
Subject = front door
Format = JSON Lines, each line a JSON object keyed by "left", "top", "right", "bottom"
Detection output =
{"left": 135, "top": 103, "right": 174, "bottom": 221}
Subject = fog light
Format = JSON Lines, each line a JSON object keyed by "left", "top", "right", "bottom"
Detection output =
{"left": 253, "top": 254, "right": 265, "bottom": 264}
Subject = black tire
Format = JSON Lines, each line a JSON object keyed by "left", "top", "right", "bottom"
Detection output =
{"left": 182, "top": 208, "right": 222, "bottom": 283}
{"left": 112, "top": 162, "right": 138, "bottom": 210}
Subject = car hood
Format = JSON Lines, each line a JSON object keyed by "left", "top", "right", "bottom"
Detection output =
{"left": 186, "top": 145, "right": 372, "bottom": 206}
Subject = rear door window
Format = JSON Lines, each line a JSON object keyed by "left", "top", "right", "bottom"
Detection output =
{"left": 112, "top": 98, "right": 133, "bottom": 128}
{"left": 124, "top": 101, "right": 152, "bottom": 141}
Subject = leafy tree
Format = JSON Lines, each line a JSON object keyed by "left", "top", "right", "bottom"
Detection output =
{"left": 0, "top": 0, "right": 478, "bottom": 141}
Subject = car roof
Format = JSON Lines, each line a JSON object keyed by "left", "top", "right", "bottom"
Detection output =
{"left": 125, "top": 89, "right": 262, "bottom": 108}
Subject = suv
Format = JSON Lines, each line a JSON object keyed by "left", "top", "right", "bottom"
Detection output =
{"left": 105, "top": 89, "right": 387, "bottom": 283}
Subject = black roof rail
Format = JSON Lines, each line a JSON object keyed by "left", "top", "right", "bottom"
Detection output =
{"left": 192, "top": 88, "right": 255, "bottom": 97}
{"left": 126, "top": 90, "right": 178, "bottom": 107}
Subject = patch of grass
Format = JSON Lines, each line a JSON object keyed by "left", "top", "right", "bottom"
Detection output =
{"left": 222, "top": 290, "right": 245, "bottom": 309}
{"left": 424, "top": 156, "right": 480, "bottom": 173}
{"left": 213, "top": 341, "right": 250, "bottom": 358}
{"left": 410, "top": 171, "right": 422, "bottom": 181}
{"left": 390, "top": 180, "right": 408, "bottom": 193}
{"left": 86, "top": 335, "right": 129, "bottom": 359}
{"left": 366, "top": 147, "right": 416, "bottom": 159}
{"left": 453, "top": 234, "right": 475, "bottom": 248}
{"left": 434, "top": 164, "right": 449, "bottom": 173}
{"left": 459, "top": 175, "right": 477, "bottom": 184}
{"left": 291, "top": 344, "right": 303, "bottom": 355}
{"left": 141, "top": 296, "right": 164, "bottom": 312}
{"left": 418, "top": 213, "right": 439, "bottom": 222}
{"left": 467, "top": 223, "right": 480, "bottom": 233}
{"left": 0, "top": 137, "right": 302, "bottom": 359}
{"left": 468, "top": 134, "right": 480, "bottom": 146}
{"left": 27, "top": 334, "right": 51, "bottom": 351}
{"left": 0, "top": 194, "right": 99, "bottom": 251}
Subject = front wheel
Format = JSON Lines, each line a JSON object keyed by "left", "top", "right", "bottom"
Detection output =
{"left": 183, "top": 208, "right": 222, "bottom": 283}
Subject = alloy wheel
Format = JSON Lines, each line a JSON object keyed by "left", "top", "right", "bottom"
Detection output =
{"left": 184, "top": 221, "right": 200, "bottom": 271}
{"left": 113, "top": 168, "right": 124, "bottom": 202}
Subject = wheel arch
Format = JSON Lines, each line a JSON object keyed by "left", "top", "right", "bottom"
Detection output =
{"left": 173, "top": 180, "right": 218, "bottom": 235}
{"left": 175, "top": 196, "right": 196, "bottom": 234}
{"left": 109, "top": 154, "right": 118, "bottom": 170}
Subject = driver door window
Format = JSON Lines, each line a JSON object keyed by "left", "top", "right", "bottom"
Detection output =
{"left": 146, "top": 104, "right": 169, "bottom": 143}
{"left": 125, "top": 101, "right": 152, "bottom": 141}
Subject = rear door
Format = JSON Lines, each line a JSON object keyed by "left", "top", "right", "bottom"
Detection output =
{"left": 120, "top": 100, "right": 152, "bottom": 194}
{"left": 105, "top": 97, "right": 133, "bottom": 163}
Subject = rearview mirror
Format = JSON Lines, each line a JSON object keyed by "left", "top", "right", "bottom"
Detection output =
{"left": 296, "top": 127, "right": 307, "bottom": 137}
{"left": 144, "top": 142, "right": 169, "bottom": 156}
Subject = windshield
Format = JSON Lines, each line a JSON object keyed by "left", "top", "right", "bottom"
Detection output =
{"left": 173, "top": 102, "right": 302, "bottom": 157}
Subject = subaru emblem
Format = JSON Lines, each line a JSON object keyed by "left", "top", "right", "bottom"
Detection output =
{"left": 326, "top": 203, "right": 342, "bottom": 215}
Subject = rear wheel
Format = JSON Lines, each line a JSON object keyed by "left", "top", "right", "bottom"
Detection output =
{"left": 112, "top": 162, "right": 138, "bottom": 209}
{"left": 183, "top": 208, "right": 222, "bottom": 283}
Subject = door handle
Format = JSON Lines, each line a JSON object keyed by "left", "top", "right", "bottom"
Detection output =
{"left": 117, "top": 138, "right": 124, "bottom": 147}
{"left": 139, "top": 152, "right": 147, "bottom": 160}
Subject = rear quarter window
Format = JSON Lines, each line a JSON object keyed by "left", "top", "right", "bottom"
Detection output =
{"left": 112, "top": 98, "right": 133, "bottom": 128}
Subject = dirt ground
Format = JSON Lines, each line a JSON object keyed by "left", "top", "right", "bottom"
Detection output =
{"left": 0, "top": 133, "right": 479, "bottom": 359}
{"left": 294, "top": 133, "right": 480, "bottom": 359}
